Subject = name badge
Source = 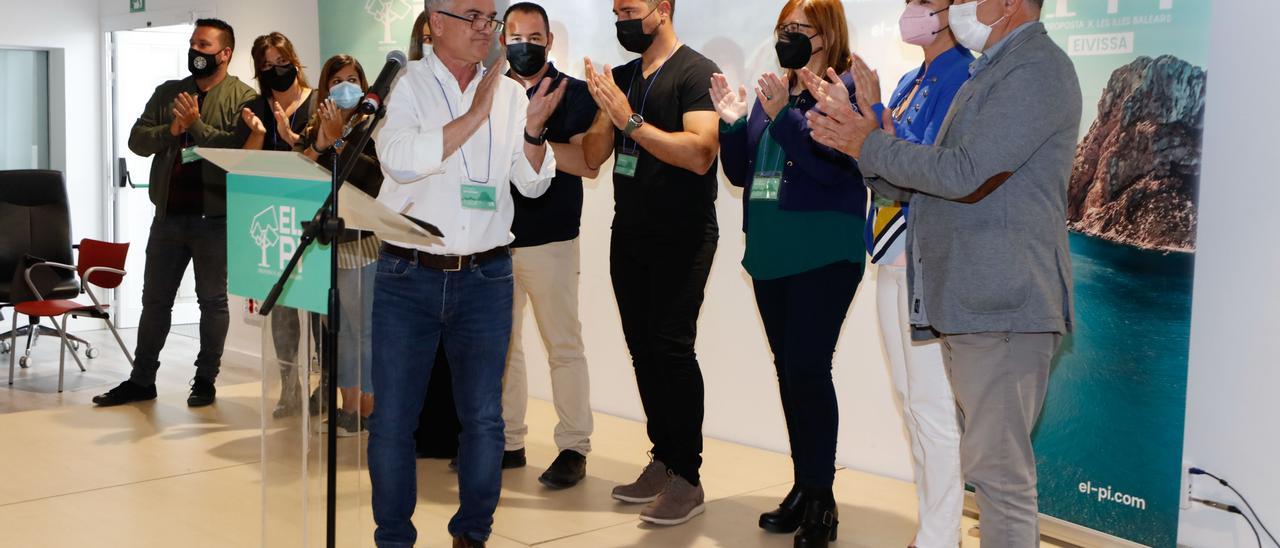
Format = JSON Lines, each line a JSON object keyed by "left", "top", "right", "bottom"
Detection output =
{"left": 614, "top": 153, "right": 639, "bottom": 178}
{"left": 873, "top": 194, "right": 898, "bottom": 208}
{"left": 460, "top": 184, "right": 497, "bottom": 211}
{"left": 750, "top": 172, "right": 781, "bottom": 202}
{"left": 180, "top": 146, "right": 201, "bottom": 165}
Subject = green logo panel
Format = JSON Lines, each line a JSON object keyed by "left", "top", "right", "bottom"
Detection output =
{"left": 227, "top": 174, "right": 331, "bottom": 314}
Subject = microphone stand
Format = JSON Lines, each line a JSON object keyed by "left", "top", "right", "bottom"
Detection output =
{"left": 259, "top": 103, "right": 388, "bottom": 548}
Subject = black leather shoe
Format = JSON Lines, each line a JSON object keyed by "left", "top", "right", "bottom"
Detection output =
{"left": 92, "top": 380, "right": 157, "bottom": 407}
{"left": 539, "top": 450, "right": 587, "bottom": 489}
{"left": 452, "top": 535, "right": 486, "bottom": 547}
{"left": 449, "top": 449, "right": 526, "bottom": 472}
{"left": 503, "top": 447, "right": 527, "bottom": 469}
{"left": 759, "top": 485, "right": 808, "bottom": 533}
{"left": 187, "top": 377, "right": 217, "bottom": 407}
{"left": 794, "top": 498, "right": 839, "bottom": 547}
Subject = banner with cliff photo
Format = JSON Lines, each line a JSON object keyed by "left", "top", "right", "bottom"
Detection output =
{"left": 1032, "top": 1, "right": 1207, "bottom": 547}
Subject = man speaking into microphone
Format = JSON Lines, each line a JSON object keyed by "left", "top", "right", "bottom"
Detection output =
{"left": 370, "top": 0, "right": 565, "bottom": 546}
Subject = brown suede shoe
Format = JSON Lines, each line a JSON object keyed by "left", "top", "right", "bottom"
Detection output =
{"left": 639, "top": 474, "right": 705, "bottom": 526}
{"left": 611, "top": 458, "right": 669, "bottom": 504}
{"left": 452, "top": 535, "right": 485, "bottom": 547}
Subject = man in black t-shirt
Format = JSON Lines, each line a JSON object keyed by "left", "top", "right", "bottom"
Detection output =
{"left": 583, "top": 0, "right": 721, "bottom": 527}
{"left": 499, "top": 2, "right": 601, "bottom": 491}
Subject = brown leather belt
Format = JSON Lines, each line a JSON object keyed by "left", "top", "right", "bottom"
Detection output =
{"left": 381, "top": 243, "right": 509, "bottom": 272}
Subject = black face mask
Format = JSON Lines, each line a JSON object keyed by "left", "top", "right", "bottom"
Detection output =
{"left": 775, "top": 31, "right": 822, "bottom": 70}
{"left": 616, "top": 10, "right": 658, "bottom": 54}
{"left": 261, "top": 64, "right": 299, "bottom": 93}
{"left": 506, "top": 42, "right": 547, "bottom": 78}
{"left": 188, "top": 48, "right": 220, "bottom": 78}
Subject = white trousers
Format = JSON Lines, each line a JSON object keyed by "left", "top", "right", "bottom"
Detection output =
{"left": 501, "top": 238, "right": 593, "bottom": 454}
{"left": 876, "top": 265, "right": 964, "bottom": 548}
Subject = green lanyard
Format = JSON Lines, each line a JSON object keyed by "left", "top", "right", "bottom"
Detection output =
{"left": 750, "top": 100, "right": 794, "bottom": 202}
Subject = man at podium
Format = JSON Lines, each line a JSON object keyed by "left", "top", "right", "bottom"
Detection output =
{"left": 369, "top": 0, "right": 566, "bottom": 546}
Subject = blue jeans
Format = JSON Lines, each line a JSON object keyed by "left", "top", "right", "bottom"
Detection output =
{"left": 368, "top": 249, "right": 512, "bottom": 546}
{"left": 337, "top": 261, "right": 375, "bottom": 392}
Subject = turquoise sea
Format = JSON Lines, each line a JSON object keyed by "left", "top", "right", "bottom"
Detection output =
{"left": 1032, "top": 232, "right": 1194, "bottom": 548}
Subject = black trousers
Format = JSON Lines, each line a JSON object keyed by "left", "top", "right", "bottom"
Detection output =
{"left": 130, "top": 215, "right": 229, "bottom": 386}
{"left": 610, "top": 232, "right": 717, "bottom": 485}
{"left": 752, "top": 261, "right": 863, "bottom": 494}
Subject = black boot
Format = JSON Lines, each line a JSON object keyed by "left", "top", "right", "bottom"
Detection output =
{"left": 794, "top": 498, "right": 838, "bottom": 548}
{"left": 759, "top": 485, "right": 809, "bottom": 533}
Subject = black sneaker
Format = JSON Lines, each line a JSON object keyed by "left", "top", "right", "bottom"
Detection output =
{"left": 321, "top": 410, "right": 366, "bottom": 438}
{"left": 187, "top": 377, "right": 217, "bottom": 407}
{"left": 92, "top": 380, "right": 157, "bottom": 407}
{"left": 448, "top": 448, "right": 526, "bottom": 472}
{"left": 539, "top": 450, "right": 587, "bottom": 489}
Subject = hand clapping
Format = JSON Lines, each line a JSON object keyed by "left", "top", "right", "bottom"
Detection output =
{"left": 709, "top": 73, "right": 748, "bottom": 125}
{"left": 584, "top": 57, "right": 633, "bottom": 130}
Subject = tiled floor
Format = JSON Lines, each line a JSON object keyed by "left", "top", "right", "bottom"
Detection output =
{"left": 0, "top": 326, "right": 1072, "bottom": 547}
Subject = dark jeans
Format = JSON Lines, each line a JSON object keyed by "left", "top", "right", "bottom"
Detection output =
{"left": 130, "top": 215, "right": 229, "bottom": 386}
{"left": 609, "top": 232, "right": 717, "bottom": 485}
{"left": 752, "top": 261, "right": 863, "bottom": 494}
{"left": 368, "top": 250, "right": 513, "bottom": 546}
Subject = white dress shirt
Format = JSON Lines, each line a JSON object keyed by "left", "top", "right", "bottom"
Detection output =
{"left": 375, "top": 52, "right": 556, "bottom": 255}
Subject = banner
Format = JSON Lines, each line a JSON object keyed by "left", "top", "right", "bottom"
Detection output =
{"left": 317, "top": 1, "right": 1209, "bottom": 546}
{"left": 319, "top": 0, "right": 422, "bottom": 73}
{"left": 1033, "top": 1, "right": 1208, "bottom": 546}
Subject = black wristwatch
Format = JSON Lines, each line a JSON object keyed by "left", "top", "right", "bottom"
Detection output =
{"left": 524, "top": 127, "right": 548, "bottom": 146}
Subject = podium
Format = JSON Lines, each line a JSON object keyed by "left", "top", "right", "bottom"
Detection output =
{"left": 197, "top": 148, "right": 442, "bottom": 548}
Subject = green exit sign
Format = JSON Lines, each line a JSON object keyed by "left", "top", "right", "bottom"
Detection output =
{"left": 130, "top": 0, "right": 144, "bottom": 13}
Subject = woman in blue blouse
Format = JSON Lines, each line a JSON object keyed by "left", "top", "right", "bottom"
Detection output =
{"left": 711, "top": 1, "right": 864, "bottom": 546}
{"left": 864, "top": 1, "right": 972, "bottom": 546}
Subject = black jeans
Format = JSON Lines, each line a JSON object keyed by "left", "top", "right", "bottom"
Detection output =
{"left": 610, "top": 232, "right": 717, "bottom": 485}
{"left": 752, "top": 261, "right": 863, "bottom": 494}
{"left": 129, "top": 215, "right": 229, "bottom": 386}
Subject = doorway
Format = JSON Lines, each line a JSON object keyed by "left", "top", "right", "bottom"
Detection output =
{"left": 106, "top": 24, "right": 199, "bottom": 329}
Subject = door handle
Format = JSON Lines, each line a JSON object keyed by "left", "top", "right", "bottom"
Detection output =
{"left": 117, "top": 157, "right": 147, "bottom": 189}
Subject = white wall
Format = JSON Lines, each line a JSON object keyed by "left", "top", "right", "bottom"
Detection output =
{"left": 518, "top": 0, "right": 919, "bottom": 483}
{"left": 0, "top": 0, "right": 105, "bottom": 242}
{"left": 1177, "top": 0, "right": 1280, "bottom": 545}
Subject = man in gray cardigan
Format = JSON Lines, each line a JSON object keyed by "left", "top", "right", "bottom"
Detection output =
{"left": 805, "top": 0, "right": 1081, "bottom": 545}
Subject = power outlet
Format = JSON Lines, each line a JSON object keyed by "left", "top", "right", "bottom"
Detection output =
{"left": 242, "top": 298, "right": 265, "bottom": 328}
{"left": 1180, "top": 459, "right": 1194, "bottom": 510}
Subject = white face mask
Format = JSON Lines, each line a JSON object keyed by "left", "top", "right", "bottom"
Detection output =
{"left": 950, "top": 0, "right": 1007, "bottom": 52}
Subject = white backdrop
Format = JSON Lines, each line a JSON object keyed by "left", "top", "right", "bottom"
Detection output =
{"left": 515, "top": 0, "right": 927, "bottom": 483}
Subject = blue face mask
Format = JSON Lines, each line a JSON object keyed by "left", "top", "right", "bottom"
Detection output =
{"left": 329, "top": 82, "right": 364, "bottom": 110}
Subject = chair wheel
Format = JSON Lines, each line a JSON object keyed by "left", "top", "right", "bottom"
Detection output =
{"left": 85, "top": 347, "right": 100, "bottom": 359}
{"left": 0, "top": 341, "right": 9, "bottom": 354}
{"left": 18, "top": 355, "right": 29, "bottom": 368}
{"left": 69, "top": 341, "right": 80, "bottom": 351}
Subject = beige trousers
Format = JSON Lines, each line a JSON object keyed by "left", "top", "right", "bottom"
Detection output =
{"left": 502, "top": 238, "right": 592, "bottom": 454}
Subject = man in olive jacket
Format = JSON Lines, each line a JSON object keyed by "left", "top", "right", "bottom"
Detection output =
{"left": 94, "top": 18, "right": 256, "bottom": 408}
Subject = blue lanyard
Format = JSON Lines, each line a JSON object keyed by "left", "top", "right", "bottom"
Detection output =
{"left": 621, "top": 45, "right": 679, "bottom": 154}
{"left": 432, "top": 71, "right": 493, "bottom": 184}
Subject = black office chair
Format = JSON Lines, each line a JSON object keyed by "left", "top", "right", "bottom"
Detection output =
{"left": 0, "top": 170, "right": 94, "bottom": 367}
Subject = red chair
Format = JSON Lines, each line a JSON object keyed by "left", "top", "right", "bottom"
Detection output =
{"left": 9, "top": 239, "right": 134, "bottom": 392}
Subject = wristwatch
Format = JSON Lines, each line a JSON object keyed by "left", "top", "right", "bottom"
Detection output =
{"left": 623, "top": 113, "right": 645, "bottom": 136}
{"left": 524, "top": 127, "right": 548, "bottom": 146}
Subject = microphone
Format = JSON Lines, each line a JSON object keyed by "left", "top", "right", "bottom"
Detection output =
{"left": 359, "top": 50, "right": 407, "bottom": 115}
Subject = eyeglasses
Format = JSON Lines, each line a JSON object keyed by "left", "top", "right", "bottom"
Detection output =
{"left": 776, "top": 22, "right": 817, "bottom": 35}
{"left": 438, "top": 11, "right": 504, "bottom": 33}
